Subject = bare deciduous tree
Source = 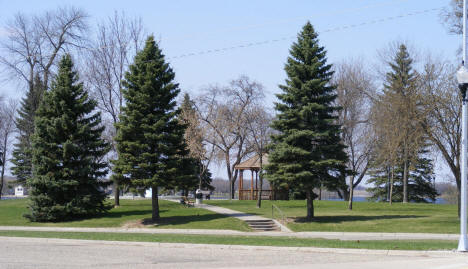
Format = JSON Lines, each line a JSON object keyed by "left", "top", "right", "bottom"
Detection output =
{"left": 0, "top": 7, "right": 89, "bottom": 91}
{"left": 196, "top": 76, "right": 263, "bottom": 199}
{"left": 0, "top": 99, "right": 18, "bottom": 199}
{"left": 180, "top": 93, "right": 216, "bottom": 191}
{"left": 441, "top": 0, "right": 463, "bottom": 35}
{"left": 369, "top": 93, "right": 405, "bottom": 205}
{"left": 85, "top": 12, "right": 145, "bottom": 206}
{"left": 334, "top": 59, "right": 375, "bottom": 210}
{"left": 245, "top": 105, "right": 273, "bottom": 208}
{"left": 419, "top": 57, "right": 462, "bottom": 213}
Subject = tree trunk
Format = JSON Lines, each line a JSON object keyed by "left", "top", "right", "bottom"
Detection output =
{"left": 225, "top": 154, "right": 234, "bottom": 200}
{"left": 402, "top": 162, "right": 408, "bottom": 203}
{"left": 256, "top": 157, "right": 263, "bottom": 208}
{"left": 0, "top": 142, "right": 6, "bottom": 200}
{"left": 0, "top": 167, "right": 4, "bottom": 200}
{"left": 306, "top": 189, "right": 314, "bottom": 220}
{"left": 389, "top": 166, "right": 394, "bottom": 205}
{"left": 198, "top": 173, "right": 203, "bottom": 190}
{"left": 342, "top": 188, "right": 349, "bottom": 201}
{"left": 386, "top": 166, "right": 391, "bottom": 201}
{"left": 151, "top": 186, "right": 160, "bottom": 221}
{"left": 231, "top": 180, "right": 236, "bottom": 199}
{"left": 348, "top": 176, "right": 355, "bottom": 210}
{"left": 318, "top": 185, "right": 322, "bottom": 200}
{"left": 256, "top": 174, "right": 262, "bottom": 208}
{"left": 113, "top": 182, "right": 120, "bottom": 207}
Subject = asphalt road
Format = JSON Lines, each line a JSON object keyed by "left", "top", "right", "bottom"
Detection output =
{"left": 1, "top": 237, "right": 468, "bottom": 269}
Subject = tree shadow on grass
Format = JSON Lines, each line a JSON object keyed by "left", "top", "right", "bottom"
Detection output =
{"left": 153, "top": 213, "right": 230, "bottom": 226}
{"left": 102, "top": 209, "right": 167, "bottom": 219}
{"left": 293, "top": 215, "right": 426, "bottom": 223}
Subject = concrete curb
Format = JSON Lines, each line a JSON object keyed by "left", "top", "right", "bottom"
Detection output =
{"left": 0, "top": 236, "right": 464, "bottom": 258}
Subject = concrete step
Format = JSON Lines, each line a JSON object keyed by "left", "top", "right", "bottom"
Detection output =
{"left": 245, "top": 219, "right": 280, "bottom": 232}
{"left": 244, "top": 219, "right": 274, "bottom": 222}
{"left": 251, "top": 227, "right": 281, "bottom": 231}
{"left": 248, "top": 223, "right": 276, "bottom": 227}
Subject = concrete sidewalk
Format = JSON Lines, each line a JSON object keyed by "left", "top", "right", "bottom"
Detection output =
{"left": 195, "top": 202, "right": 292, "bottom": 232}
{"left": 0, "top": 225, "right": 460, "bottom": 241}
{"left": 165, "top": 198, "right": 291, "bottom": 232}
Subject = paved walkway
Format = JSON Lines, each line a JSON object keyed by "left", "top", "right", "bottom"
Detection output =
{"left": 195, "top": 202, "right": 293, "bottom": 232}
{"left": 164, "top": 198, "right": 291, "bottom": 232}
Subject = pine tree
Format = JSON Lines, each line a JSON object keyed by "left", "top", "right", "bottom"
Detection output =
{"left": 266, "top": 22, "right": 348, "bottom": 220}
{"left": 113, "top": 36, "right": 189, "bottom": 221}
{"left": 25, "top": 55, "right": 110, "bottom": 222}
{"left": 381, "top": 44, "right": 420, "bottom": 203}
{"left": 11, "top": 75, "right": 46, "bottom": 185}
{"left": 367, "top": 146, "right": 438, "bottom": 203}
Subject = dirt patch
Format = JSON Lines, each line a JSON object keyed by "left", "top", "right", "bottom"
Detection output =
{"left": 122, "top": 218, "right": 158, "bottom": 228}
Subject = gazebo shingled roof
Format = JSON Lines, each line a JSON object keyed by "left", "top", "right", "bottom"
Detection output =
{"left": 234, "top": 154, "right": 268, "bottom": 170}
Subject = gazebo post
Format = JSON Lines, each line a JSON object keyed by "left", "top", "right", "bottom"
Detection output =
{"left": 251, "top": 170, "right": 254, "bottom": 200}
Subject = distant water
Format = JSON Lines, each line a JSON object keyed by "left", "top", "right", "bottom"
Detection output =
{"left": 327, "top": 196, "right": 448, "bottom": 204}
{"left": 0, "top": 196, "right": 26, "bottom": 200}
{"left": 0, "top": 195, "right": 449, "bottom": 204}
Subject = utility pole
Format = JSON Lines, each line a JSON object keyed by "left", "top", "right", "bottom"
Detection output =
{"left": 457, "top": 0, "right": 468, "bottom": 252}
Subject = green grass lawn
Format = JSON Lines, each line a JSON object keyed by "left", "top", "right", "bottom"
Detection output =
{"left": 205, "top": 200, "right": 459, "bottom": 233}
{"left": 0, "top": 230, "right": 457, "bottom": 251}
{"left": 0, "top": 199, "right": 249, "bottom": 231}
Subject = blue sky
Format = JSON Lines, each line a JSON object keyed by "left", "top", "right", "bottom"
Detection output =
{"left": 0, "top": 0, "right": 459, "bottom": 101}
{"left": 0, "top": 0, "right": 460, "bottom": 180}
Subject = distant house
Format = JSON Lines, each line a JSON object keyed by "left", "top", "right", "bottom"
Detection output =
{"left": 15, "top": 185, "right": 24, "bottom": 196}
{"left": 1, "top": 176, "right": 19, "bottom": 196}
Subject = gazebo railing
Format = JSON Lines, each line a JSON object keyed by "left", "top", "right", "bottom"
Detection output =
{"left": 238, "top": 189, "right": 272, "bottom": 200}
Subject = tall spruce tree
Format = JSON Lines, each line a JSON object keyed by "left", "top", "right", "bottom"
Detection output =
{"left": 379, "top": 44, "right": 421, "bottom": 203}
{"left": 25, "top": 55, "right": 110, "bottom": 222}
{"left": 367, "top": 147, "right": 438, "bottom": 203}
{"left": 113, "top": 36, "right": 189, "bottom": 221}
{"left": 266, "top": 22, "right": 348, "bottom": 220}
{"left": 11, "top": 75, "right": 46, "bottom": 185}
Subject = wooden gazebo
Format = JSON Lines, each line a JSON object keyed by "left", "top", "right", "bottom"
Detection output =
{"left": 234, "top": 154, "right": 272, "bottom": 200}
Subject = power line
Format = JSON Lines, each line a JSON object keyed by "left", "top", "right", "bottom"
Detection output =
{"left": 167, "top": 7, "right": 443, "bottom": 60}
{"left": 17, "top": 6, "right": 444, "bottom": 62}
{"left": 163, "top": 0, "right": 411, "bottom": 42}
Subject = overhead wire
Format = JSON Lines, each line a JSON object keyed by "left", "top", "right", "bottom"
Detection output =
{"left": 167, "top": 7, "right": 444, "bottom": 60}
{"left": 163, "top": 0, "right": 412, "bottom": 42}
{"left": 16, "top": 6, "right": 444, "bottom": 62}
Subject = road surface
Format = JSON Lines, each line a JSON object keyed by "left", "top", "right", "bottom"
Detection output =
{"left": 1, "top": 236, "right": 468, "bottom": 269}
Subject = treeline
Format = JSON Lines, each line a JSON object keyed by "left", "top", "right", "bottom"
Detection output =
{"left": 0, "top": 3, "right": 463, "bottom": 221}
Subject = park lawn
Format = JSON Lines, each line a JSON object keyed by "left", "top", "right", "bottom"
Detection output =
{"left": 0, "top": 199, "right": 249, "bottom": 231}
{"left": 0, "top": 230, "right": 457, "bottom": 250}
{"left": 205, "top": 200, "right": 459, "bottom": 233}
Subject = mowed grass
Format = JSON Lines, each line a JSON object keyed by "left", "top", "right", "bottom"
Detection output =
{"left": 0, "top": 199, "right": 249, "bottom": 231}
{"left": 205, "top": 200, "right": 459, "bottom": 233}
{"left": 0, "top": 230, "right": 457, "bottom": 250}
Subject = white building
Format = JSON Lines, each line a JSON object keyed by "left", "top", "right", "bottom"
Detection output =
{"left": 15, "top": 185, "right": 24, "bottom": 196}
